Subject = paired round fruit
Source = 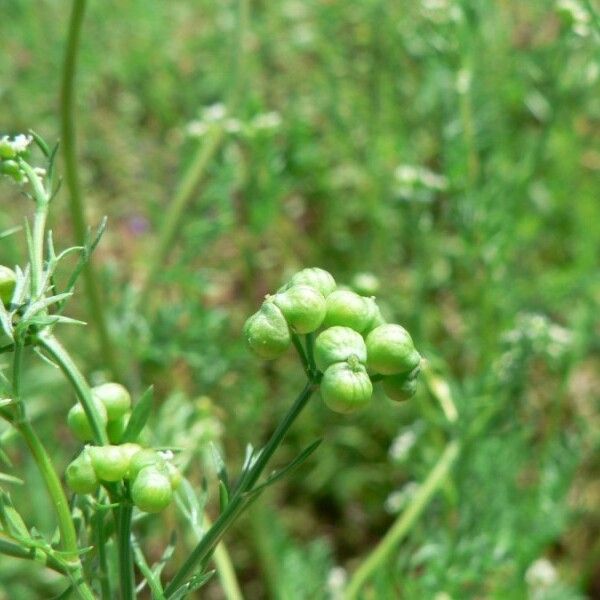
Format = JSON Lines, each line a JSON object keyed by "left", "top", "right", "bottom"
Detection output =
{"left": 322, "top": 290, "right": 372, "bottom": 332}
{"left": 314, "top": 326, "right": 366, "bottom": 372}
{"left": 366, "top": 324, "right": 421, "bottom": 376}
{"left": 131, "top": 467, "right": 173, "bottom": 513}
{"left": 288, "top": 267, "right": 336, "bottom": 298}
{"left": 92, "top": 383, "right": 131, "bottom": 421}
{"left": 321, "top": 360, "right": 373, "bottom": 414}
{"left": 67, "top": 400, "right": 108, "bottom": 442}
{"left": 244, "top": 302, "right": 291, "bottom": 359}
{"left": 0, "top": 266, "right": 16, "bottom": 306}
{"left": 65, "top": 449, "right": 98, "bottom": 494}
{"left": 273, "top": 285, "right": 326, "bottom": 334}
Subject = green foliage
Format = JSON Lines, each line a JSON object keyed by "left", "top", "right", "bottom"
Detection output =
{"left": 1, "top": 0, "right": 599, "bottom": 598}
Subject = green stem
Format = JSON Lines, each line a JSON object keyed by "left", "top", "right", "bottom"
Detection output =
{"left": 0, "top": 532, "right": 67, "bottom": 575}
{"left": 60, "top": 0, "right": 120, "bottom": 379}
{"left": 94, "top": 505, "right": 112, "bottom": 600}
{"left": 344, "top": 440, "right": 461, "bottom": 599}
{"left": 165, "top": 381, "right": 316, "bottom": 596}
{"left": 36, "top": 333, "right": 109, "bottom": 446}
{"left": 117, "top": 502, "right": 135, "bottom": 600}
{"left": 16, "top": 422, "right": 95, "bottom": 600}
{"left": 204, "top": 514, "right": 245, "bottom": 600}
{"left": 137, "top": 126, "right": 225, "bottom": 306}
{"left": 291, "top": 333, "right": 310, "bottom": 375}
{"left": 132, "top": 535, "right": 166, "bottom": 599}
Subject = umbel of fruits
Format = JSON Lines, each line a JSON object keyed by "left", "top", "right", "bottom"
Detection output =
{"left": 314, "top": 326, "right": 367, "bottom": 372}
{"left": 244, "top": 302, "right": 291, "bottom": 359}
{"left": 273, "top": 285, "right": 326, "bottom": 334}
{"left": 67, "top": 399, "right": 108, "bottom": 442}
{"left": 366, "top": 324, "right": 421, "bottom": 375}
{"left": 320, "top": 357, "right": 373, "bottom": 414}
{"left": 65, "top": 448, "right": 98, "bottom": 494}
{"left": 92, "top": 383, "right": 131, "bottom": 421}
{"left": 0, "top": 265, "right": 16, "bottom": 306}
{"left": 131, "top": 466, "right": 173, "bottom": 513}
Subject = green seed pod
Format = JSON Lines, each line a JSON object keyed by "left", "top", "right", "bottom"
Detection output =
{"left": 67, "top": 400, "right": 108, "bottom": 443}
{"left": 351, "top": 272, "right": 380, "bottom": 296}
{"left": 92, "top": 383, "right": 131, "bottom": 421}
{"left": 289, "top": 267, "right": 336, "bottom": 298}
{"left": 323, "top": 290, "right": 372, "bottom": 332}
{"left": 131, "top": 467, "right": 173, "bottom": 513}
{"left": 0, "top": 140, "right": 17, "bottom": 159}
{"left": 273, "top": 285, "right": 326, "bottom": 334}
{"left": 65, "top": 448, "right": 98, "bottom": 494}
{"left": 0, "top": 266, "right": 16, "bottom": 306}
{"left": 89, "top": 445, "right": 130, "bottom": 482}
{"left": 320, "top": 360, "right": 373, "bottom": 414}
{"left": 366, "top": 324, "right": 421, "bottom": 375}
{"left": 0, "top": 160, "right": 24, "bottom": 183}
{"left": 244, "top": 302, "right": 291, "bottom": 359}
{"left": 107, "top": 413, "right": 129, "bottom": 444}
{"left": 314, "top": 326, "right": 367, "bottom": 372}
{"left": 381, "top": 366, "right": 420, "bottom": 402}
{"left": 128, "top": 449, "right": 164, "bottom": 481}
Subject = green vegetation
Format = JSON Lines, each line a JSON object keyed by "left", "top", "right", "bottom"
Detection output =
{"left": 1, "top": 0, "right": 599, "bottom": 598}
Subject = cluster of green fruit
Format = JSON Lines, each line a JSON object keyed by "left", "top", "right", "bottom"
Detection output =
{"left": 244, "top": 268, "right": 422, "bottom": 413}
{"left": 66, "top": 444, "right": 180, "bottom": 513}
{"left": 66, "top": 383, "right": 180, "bottom": 513}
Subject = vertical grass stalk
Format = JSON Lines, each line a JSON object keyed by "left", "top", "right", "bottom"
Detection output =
{"left": 60, "top": 0, "right": 121, "bottom": 379}
{"left": 345, "top": 440, "right": 461, "bottom": 599}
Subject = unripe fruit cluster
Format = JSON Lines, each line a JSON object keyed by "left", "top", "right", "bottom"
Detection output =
{"left": 244, "top": 268, "right": 422, "bottom": 413}
{"left": 65, "top": 444, "right": 181, "bottom": 513}
{"left": 65, "top": 382, "right": 181, "bottom": 513}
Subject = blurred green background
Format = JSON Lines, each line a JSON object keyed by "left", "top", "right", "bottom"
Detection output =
{"left": 1, "top": 0, "right": 599, "bottom": 598}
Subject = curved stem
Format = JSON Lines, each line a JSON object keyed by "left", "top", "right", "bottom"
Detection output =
{"left": 165, "top": 380, "right": 316, "bottom": 596}
{"left": 60, "top": 0, "right": 120, "bottom": 379}
{"left": 344, "top": 440, "right": 461, "bottom": 599}
{"left": 16, "top": 422, "right": 95, "bottom": 600}
{"left": 36, "top": 333, "right": 109, "bottom": 446}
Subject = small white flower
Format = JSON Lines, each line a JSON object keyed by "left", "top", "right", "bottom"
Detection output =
{"left": 326, "top": 566, "right": 347, "bottom": 599}
{"left": 225, "top": 118, "right": 242, "bottom": 133}
{"left": 389, "top": 430, "right": 417, "bottom": 461}
{"left": 158, "top": 450, "right": 174, "bottom": 461}
{"left": 252, "top": 111, "right": 282, "bottom": 130}
{"left": 10, "top": 134, "right": 32, "bottom": 153}
{"left": 385, "top": 482, "right": 420, "bottom": 514}
{"left": 525, "top": 557, "right": 558, "bottom": 588}
{"left": 203, "top": 103, "right": 227, "bottom": 122}
{"left": 186, "top": 120, "right": 209, "bottom": 137}
{"left": 456, "top": 69, "right": 472, "bottom": 94}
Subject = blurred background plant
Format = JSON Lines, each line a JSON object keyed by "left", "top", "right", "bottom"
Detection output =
{"left": 1, "top": 0, "right": 599, "bottom": 598}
